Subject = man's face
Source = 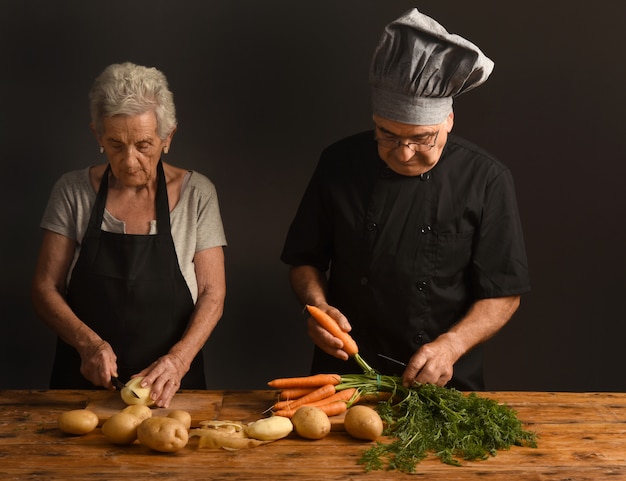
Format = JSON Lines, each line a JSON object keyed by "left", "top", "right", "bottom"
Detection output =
{"left": 373, "top": 113, "right": 453, "bottom": 177}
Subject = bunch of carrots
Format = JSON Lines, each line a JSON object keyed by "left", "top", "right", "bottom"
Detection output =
{"left": 267, "top": 305, "right": 393, "bottom": 418}
{"left": 268, "top": 374, "right": 360, "bottom": 418}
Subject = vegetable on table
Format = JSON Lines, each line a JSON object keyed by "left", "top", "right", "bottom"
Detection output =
{"left": 291, "top": 406, "right": 331, "bottom": 440}
{"left": 343, "top": 405, "right": 384, "bottom": 441}
{"left": 267, "top": 369, "right": 537, "bottom": 472}
{"left": 268, "top": 373, "right": 341, "bottom": 389}
{"left": 57, "top": 409, "right": 99, "bottom": 435}
{"left": 268, "top": 309, "right": 536, "bottom": 471}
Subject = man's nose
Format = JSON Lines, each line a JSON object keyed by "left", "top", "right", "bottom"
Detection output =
{"left": 395, "top": 144, "right": 416, "bottom": 162}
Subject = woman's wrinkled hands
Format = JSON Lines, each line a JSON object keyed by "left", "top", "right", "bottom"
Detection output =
{"left": 306, "top": 303, "right": 353, "bottom": 361}
{"left": 78, "top": 340, "right": 117, "bottom": 389}
{"left": 134, "top": 353, "right": 188, "bottom": 408}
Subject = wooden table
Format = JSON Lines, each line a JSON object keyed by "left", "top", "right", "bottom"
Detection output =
{"left": 1, "top": 390, "right": 625, "bottom": 480}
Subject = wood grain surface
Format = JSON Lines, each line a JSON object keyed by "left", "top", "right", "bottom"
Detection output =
{"left": 1, "top": 390, "right": 626, "bottom": 480}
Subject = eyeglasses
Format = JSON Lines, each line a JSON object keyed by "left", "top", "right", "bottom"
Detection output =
{"left": 374, "top": 129, "right": 440, "bottom": 153}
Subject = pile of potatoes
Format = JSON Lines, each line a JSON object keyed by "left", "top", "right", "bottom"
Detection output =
{"left": 57, "top": 406, "right": 191, "bottom": 453}
{"left": 290, "top": 405, "right": 384, "bottom": 441}
{"left": 57, "top": 402, "right": 384, "bottom": 453}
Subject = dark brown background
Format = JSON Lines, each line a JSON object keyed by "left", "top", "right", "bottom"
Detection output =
{"left": 1, "top": 1, "right": 624, "bottom": 391}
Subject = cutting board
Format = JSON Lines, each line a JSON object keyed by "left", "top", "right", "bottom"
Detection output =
{"left": 84, "top": 390, "right": 347, "bottom": 430}
{"left": 85, "top": 390, "right": 224, "bottom": 427}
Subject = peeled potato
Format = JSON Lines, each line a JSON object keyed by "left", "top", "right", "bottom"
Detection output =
{"left": 291, "top": 406, "right": 331, "bottom": 440}
{"left": 122, "top": 404, "right": 153, "bottom": 421}
{"left": 245, "top": 416, "right": 293, "bottom": 441}
{"left": 343, "top": 405, "right": 384, "bottom": 441}
{"left": 137, "top": 417, "right": 189, "bottom": 453}
{"left": 167, "top": 410, "right": 192, "bottom": 430}
{"left": 58, "top": 409, "right": 99, "bottom": 435}
{"left": 121, "top": 377, "right": 154, "bottom": 406}
{"left": 102, "top": 412, "right": 143, "bottom": 445}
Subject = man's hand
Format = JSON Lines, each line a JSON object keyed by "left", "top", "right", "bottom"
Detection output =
{"left": 402, "top": 332, "right": 463, "bottom": 387}
{"left": 307, "top": 303, "right": 353, "bottom": 361}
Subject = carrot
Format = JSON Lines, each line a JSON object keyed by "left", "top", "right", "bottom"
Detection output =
{"left": 274, "top": 399, "right": 350, "bottom": 418}
{"left": 302, "top": 387, "right": 359, "bottom": 408}
{"left": 315, "top": 400, "right": 349, "bottom": 417}
{"left": 272, "top": 384, "right": 337, "bottom": 411}
{"left": 279, "top": 387, "right": 316, "bottom": 401}
{"left": 306, "top": 304, "right": 359, "bottom": 356}
{"left": 268, "top": 373, "right": 341, "bottom": 389}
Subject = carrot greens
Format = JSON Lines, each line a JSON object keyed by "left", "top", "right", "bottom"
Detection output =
{"left": 358, "top": 381, "right": 537, "bottom": 472}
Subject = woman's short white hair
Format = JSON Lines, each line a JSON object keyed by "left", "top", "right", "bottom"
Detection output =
{"left": 89, "top": 62, "right": 177, "bottom": 140}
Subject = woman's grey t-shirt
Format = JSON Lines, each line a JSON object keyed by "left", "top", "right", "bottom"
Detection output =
{"left": 40, "top": 167, "right": 227, "bottom": 302}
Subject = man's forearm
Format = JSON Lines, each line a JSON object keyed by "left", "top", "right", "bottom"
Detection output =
{"left": 444, "top": 295, "right": 521, "bottom": 360}
{"left": 288, "top": 265, "right": 329, "bottom": 307}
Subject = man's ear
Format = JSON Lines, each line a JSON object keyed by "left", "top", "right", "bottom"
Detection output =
{"left": 445, "top": 112, "right": 455, "bottom": 133}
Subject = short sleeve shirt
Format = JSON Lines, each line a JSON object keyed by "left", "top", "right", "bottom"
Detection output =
{"left": 40, "top": 167, "right": 227, "bottom": 302}
{"left": 281, "top": 131, "right": 530, "bottom": 388}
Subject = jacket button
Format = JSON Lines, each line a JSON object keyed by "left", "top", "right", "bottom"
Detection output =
{"left": 360, "top": 277, "right": 368, "bottom": 286}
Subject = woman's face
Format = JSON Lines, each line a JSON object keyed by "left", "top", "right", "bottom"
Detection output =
{"left": 97, "top": 111, "right": 173, "bottom": 188}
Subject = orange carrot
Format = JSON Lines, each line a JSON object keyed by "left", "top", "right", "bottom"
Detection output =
{"left": 268, "top": 373, "right": 341, "bottom": 389}
{"left": 302, "top": 387, "right": 358, "bottom": 408}
{"left": 273, "top": 384, "right": 337, "bottom": 411}
{"left": 279, "top": 387, "right": 316, "bottom": 401}
{"left": 315, "top": 400, "right": 349, "bottom": 417}
{"left": 274, "top": 399, "right": 350, "bottom": 418}
{"left": 306, "top": 304, "right": 359, "bottom": 356}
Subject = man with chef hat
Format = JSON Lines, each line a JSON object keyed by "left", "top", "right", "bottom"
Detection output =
{"left": 281, "top": 8, "right": 529, "bottom": 391}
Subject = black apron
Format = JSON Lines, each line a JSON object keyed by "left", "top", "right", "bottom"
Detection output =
{"left": 50, "top": 161, "right": 205, "bottom": 389}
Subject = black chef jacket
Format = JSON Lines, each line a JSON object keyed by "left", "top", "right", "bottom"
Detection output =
{"left": 281, "top": 131, "right": 530, "bottom": 390}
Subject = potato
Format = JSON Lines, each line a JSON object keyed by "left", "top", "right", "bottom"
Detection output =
{"left": 121, "top": 376, "right": 154, "bottom": 406}
{"left": 167, "top": 410, "right": 191, "bottom": 430}
{"left": 137, "top": 417, "right": 189, "bottom": 453}
{"left": 245, "top": 416, "right": 293, "bottom": 441}
{"left": 343, "top": 405, "right": 384, "bottom": 441}
{"left": 58, "top": 409, "right": 99, "bottom": 435}
{"left": 291, "top": 406, "right": 331, "bottom": 440}
{"left": 102, "top": 412, "right": 143, "bottom": 445}
{"left": 122, "top": 404, "right": 153, "bottom": 421}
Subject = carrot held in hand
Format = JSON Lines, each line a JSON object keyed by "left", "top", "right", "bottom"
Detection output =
{"left": 306, "top": 304, "right": 359, "bottom": 356}
{"left": 306, "top": 304, "right": 375, "bottom": 374}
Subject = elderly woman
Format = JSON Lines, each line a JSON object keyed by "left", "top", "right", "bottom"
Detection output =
{"left": 32, "top": 62, "right": 226, "bottom": 407}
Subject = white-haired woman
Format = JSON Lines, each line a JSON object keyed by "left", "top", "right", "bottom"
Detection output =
{"left": 32, "top": 62, "right": 226, "bottom": 408}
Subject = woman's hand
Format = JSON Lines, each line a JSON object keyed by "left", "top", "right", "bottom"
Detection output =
{"left": 307, "top": 303, "right": 353, "bottom": 361}
{"left": 134, "top": 353, "right": 188, "bottom": 408}
{"left": 78, "top": 340, "right": 118, "bottom": 388}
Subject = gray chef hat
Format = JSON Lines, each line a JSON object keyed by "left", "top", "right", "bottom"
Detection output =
{"left": 369, "top": 8, "right": 494, "bottom": 125}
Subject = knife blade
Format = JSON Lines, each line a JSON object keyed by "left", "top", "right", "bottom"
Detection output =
{"left": 377, "top": 353, "right": 407, "bottom": 367}
{"left": 111, "top": 376, "right": 139, "bottom": 398}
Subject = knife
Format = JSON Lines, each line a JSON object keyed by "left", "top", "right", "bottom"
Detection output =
{"left": 377, "top": 353, "right": 407, "bottom": 367}
{"left": 111, "top": 376, "right": 139, "bottom": 398}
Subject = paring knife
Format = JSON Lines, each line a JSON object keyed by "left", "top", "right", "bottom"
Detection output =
{"left": 377, "top": 353, "right": 407, "bottom": 367}
{"left": 111, "top": 376, "right": 139, "bottom": 398}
